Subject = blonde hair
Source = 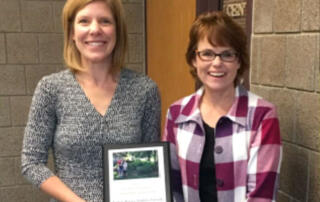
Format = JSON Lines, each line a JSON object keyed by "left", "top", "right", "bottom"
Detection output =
{"left": 62, "top": 0, "right": 128, "bottom": 74}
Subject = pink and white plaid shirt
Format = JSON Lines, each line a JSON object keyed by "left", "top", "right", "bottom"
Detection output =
{"left": 162, "top": 86, "right": 282, "bottom": 202}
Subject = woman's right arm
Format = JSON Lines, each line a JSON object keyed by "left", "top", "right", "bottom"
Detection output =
{"left": 21, "top": 78, "right": 84, "bottom": 202}
{"left": 40, "top": 176, "right": 85, "bottom": 202}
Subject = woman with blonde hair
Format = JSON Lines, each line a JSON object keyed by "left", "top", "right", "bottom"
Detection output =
{"left": 21, "top": 0, "right": 160, "bottom": 201}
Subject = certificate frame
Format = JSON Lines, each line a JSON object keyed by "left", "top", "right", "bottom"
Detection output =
{"left": 103, "top": 142, "right": 172, "bottom": 202}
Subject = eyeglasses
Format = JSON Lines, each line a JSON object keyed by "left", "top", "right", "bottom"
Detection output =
{"left": 195, "top": 50, "right": 238, "bottom": 62}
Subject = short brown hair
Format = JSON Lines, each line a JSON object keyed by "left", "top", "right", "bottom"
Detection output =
{"left": 186, "top": 11, "right": 248, "bottom": 85}
{"left": 62, "top": 0, "right": 128, "bottom": 73}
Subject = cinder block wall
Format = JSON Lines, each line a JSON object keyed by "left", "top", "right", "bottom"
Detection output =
{"left": 252, "top": 0, "right": 320, "bottom": 201}
{"left": 0, "top": 0, "right": 146, "bottom": 201}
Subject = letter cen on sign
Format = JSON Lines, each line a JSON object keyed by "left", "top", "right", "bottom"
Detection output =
{"left": 223, "top": 2, "right": 246, "bottom": 17}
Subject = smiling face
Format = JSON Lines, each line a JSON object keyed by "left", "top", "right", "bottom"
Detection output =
{"left": 72, "top": 1, "right": 116, "bottom": 66}
{"left": 192, "top": 37, "right": 240, "bottom": 94}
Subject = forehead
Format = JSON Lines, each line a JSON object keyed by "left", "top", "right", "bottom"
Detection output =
{"left": 197, "top": 37, "right": 232, "bottom": 51}
{"left": 75, "top": 1, "right": 113, "bottom": 17}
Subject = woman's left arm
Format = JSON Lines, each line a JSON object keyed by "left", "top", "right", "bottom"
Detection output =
{"left": 141, "top": 81, "right": 161, "bottom": 143}
{"left": 247, "top": 106, "right": 283, "bottom": 202}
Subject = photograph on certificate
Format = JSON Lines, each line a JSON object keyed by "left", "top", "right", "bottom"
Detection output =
{"left": 112, "top": 150, "right": 159, "bottom": 180}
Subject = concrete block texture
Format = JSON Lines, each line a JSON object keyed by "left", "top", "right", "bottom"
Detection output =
{"left": 10, "top": 96, "right": 32, "bottom": 126}
{"left": 0, "top": 185, "right": 50, "bottom": 202}
{"left": 128, "top": 34, "right": 144, "bottom": 63}
{"left": 124, "top": 3, "right": 144, "bottom": 33}
{"left": 0, "top": 65, "right": 26, "bottom": 95}
{"left": 260, "top": 36, "right": 286, "bottom": 86}
{"left": 277, "top": 191, "right": 291, "bottom": 202}
{"left": 0, "top": 127, "right": 24, "bottom": 157}
{"left": 53, "top": 1, "right": 65, "bottom": 33}
{"left": 6, "top": 33, "right": 38, "bottom": 64}
{"left": 253, "top": 0, "right": 273, "bottom": 33}
{"left": 25, "top": 65, "right": 60, "bottom": 95}
{"left": 302, "top": 0, "right": 320, "bottom": 31}
{"left": 296, "top": 92, "right": 320, "bottom": 151}
{"left": 274, "top": 0, "right": 301, "bottom": 33}
{"left": 21, "top": 1, "right": 54, "bottom": 32}
{"left": 309, "top": 152, "right": 320, "bottom": 201}
{"left": 39, "top": 34, "right": 63, "bottom": 64}
{"left": 250, "top": 36, "right": 261, "bottom": 84}
{"left": 286, "top": 34, "right": 318, "bottom": 91}
{"left": 316, "top": 56, "right": 320, "bottom": 92}
{"left": 0, "top": 34, "right": 5, "bottom": 64}
{"left": 251, "top": 1, "right": 319, "bottom": 202}
{"left": 0, "top": 96, "right": 11, "bottom": 127}
{"left": 280, "top": 143, "right": 308, "bottom": 201}
{"left": 0, "top": 0, "right": 21, "bottom": 32}
{"left": 0, "top": 157, "right": 27, "bottom": 186}
{"left": 250, "top": 85, "right": 296, "bottom": 143}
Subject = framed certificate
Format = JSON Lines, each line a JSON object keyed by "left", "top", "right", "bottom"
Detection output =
{"left": 103, "top": 142, "right": 172, "bottom": 202}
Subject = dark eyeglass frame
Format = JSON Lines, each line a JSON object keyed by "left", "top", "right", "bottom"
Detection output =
{"left": 195, "top": 50, "right": 238, "bottom": 62}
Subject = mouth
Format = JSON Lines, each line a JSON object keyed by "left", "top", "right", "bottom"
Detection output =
{"left": 208, "top": 72, "right": 225, "bottom": 77}
{"left": 85, "top": 41, "right": 106, "bottom": 47}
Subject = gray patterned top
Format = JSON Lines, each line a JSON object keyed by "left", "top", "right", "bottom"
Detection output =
{"left": 21, "top": 68, "right": 161, "bottom": 202}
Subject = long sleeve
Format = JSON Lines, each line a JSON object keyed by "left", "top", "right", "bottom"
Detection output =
{"left": 162, "top": 109, "right": 184, "bottom": 202}
{"left": 246, "top": 106, "right": 282, "bottom": 201}
{"left": 21, "top": 78, "right": 57, "bottom": 187}
{"left": 141, "top": 81, "right": 161, "bottom": 143}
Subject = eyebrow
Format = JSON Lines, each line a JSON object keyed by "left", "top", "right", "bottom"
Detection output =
{"left": 199, "top": 49, "right": 235, "bottom": 53}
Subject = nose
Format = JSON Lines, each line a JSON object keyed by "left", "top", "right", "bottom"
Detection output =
{"left": 212, "top": 55, "right": 223, "bottom": 66}
{"left": 89, "top": 21, "right": 101, "bottom": 34}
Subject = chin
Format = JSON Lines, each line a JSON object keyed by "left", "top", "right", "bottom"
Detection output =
{"left": 84, "top": 55, "right": 110, "bottom": 63}
{"left": 205, "top": 83, "right": 234, "bottom": 92}
{"left": 90, "top": 57, "right": 108, "bottom": 62}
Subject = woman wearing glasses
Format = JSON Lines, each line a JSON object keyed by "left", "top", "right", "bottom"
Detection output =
{"left": 162, "top": 11, "right": 282, "bottom": 202}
